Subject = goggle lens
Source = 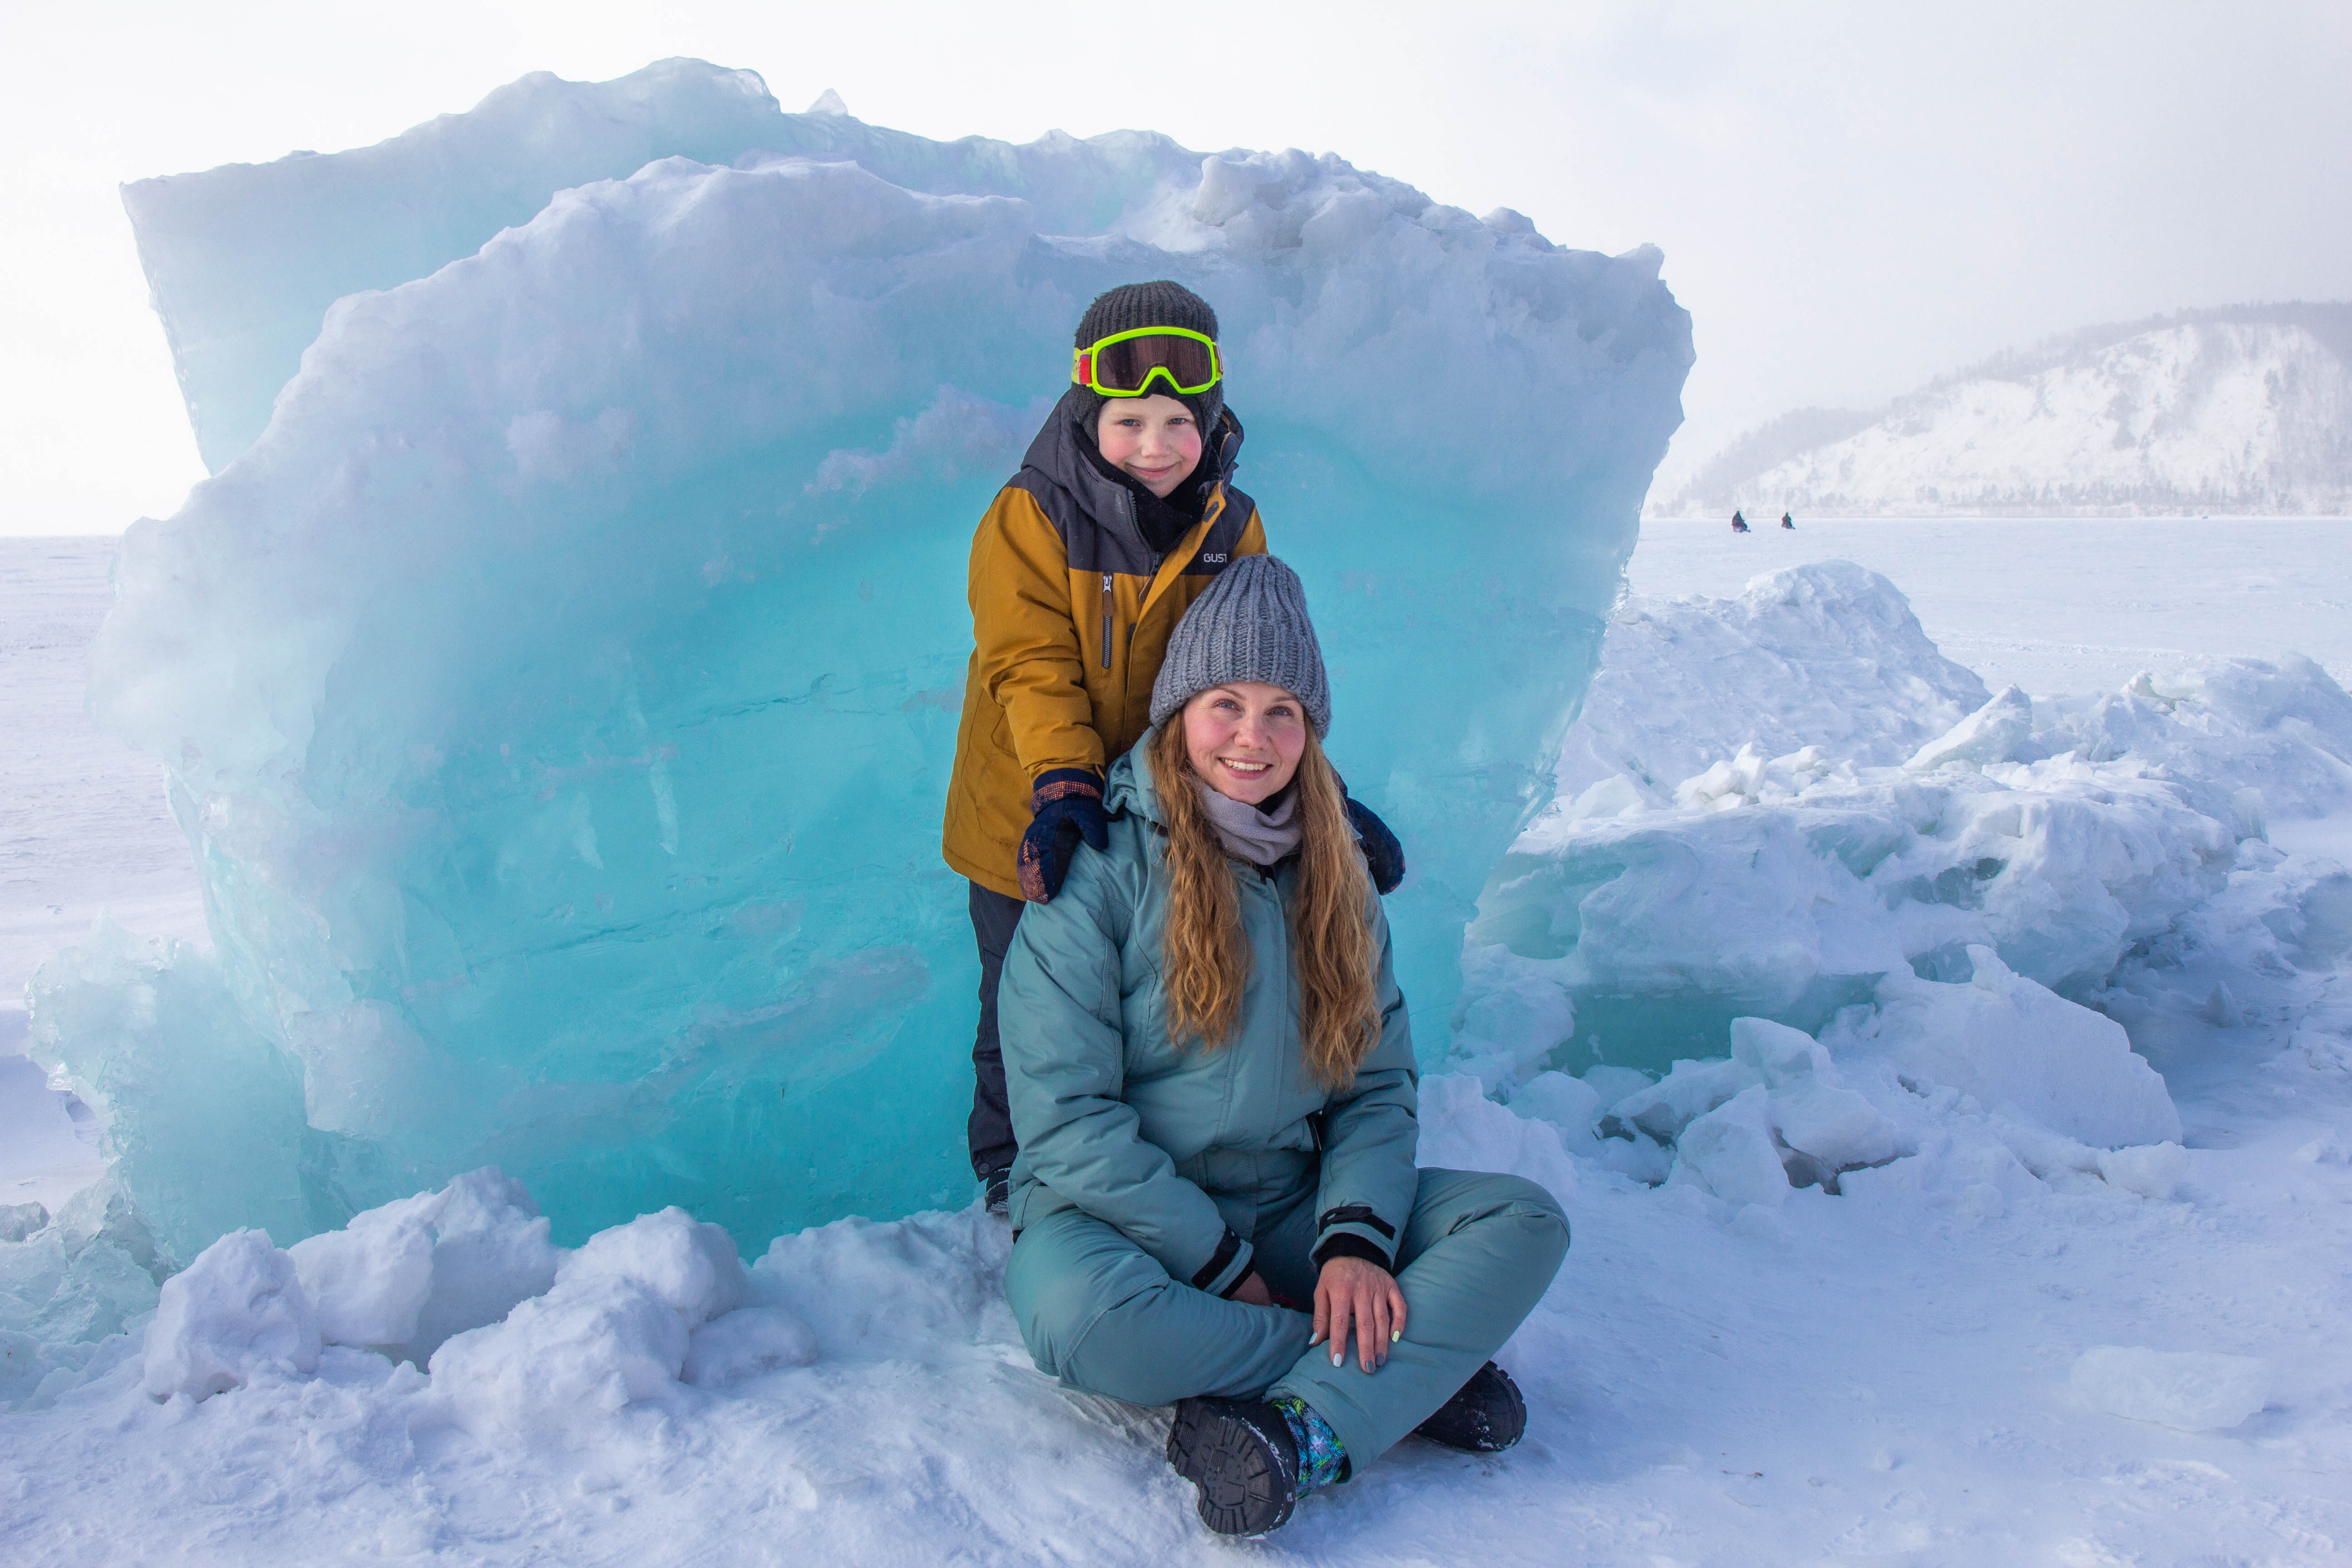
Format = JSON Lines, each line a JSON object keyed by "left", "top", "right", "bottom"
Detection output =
{"left": 1087, "top": 332, "right": 1219, "bottom": 395}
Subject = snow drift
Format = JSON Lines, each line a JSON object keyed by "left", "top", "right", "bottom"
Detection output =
{"left": 52, "top": 1066, "right": 1573, "bottom": 1427}
{"left": 34, "top": 60, "right": 1691, "bottom": 1263}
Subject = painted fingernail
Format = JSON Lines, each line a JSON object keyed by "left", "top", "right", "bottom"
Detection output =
{"left": 1332, "top": 1351, "right": 1343, "bottom": 1366}
{"left": 1391, "top": 1329, "right": 1401, "bottom": 1343}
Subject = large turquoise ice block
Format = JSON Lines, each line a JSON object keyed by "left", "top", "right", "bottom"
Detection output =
{"left": 69, "top": 64, "right": 1689, "bottom": 1259}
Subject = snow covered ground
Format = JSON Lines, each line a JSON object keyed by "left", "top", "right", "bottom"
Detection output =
{"left": 7, "top": 524, "right": 2352, "bottom": 1564}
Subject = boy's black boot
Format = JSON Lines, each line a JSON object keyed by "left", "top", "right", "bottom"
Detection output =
{"left": 1415, "top": 1361, "right": 1527, "bottom": 1452}
{"left": 1166, "top": 1396, "right": 1299, "bottom": 1536}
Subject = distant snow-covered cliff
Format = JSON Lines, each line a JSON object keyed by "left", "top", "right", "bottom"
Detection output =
{"left": 1669, "top": 304, "right": 2352, "bottom": 517}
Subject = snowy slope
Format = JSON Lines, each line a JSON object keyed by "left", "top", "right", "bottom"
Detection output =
{"left": 1670, "top": 307, "right": 2352, "bottom": 517}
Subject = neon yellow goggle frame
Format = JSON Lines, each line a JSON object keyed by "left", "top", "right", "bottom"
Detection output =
{"left": 1071, "top": 326, "right": 1222, "bottom": 397}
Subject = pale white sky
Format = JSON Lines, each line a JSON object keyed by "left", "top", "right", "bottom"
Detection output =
{"left": 3, "top": 0, "right": 2347, "bottom": 534}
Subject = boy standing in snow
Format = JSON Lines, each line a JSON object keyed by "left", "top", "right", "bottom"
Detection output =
{"left": 942, "top": 281, "right": 1402, "bottom": 1210}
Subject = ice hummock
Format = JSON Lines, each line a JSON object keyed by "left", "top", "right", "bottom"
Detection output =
{"left": 1452, "top": 558, "right": 2352, "bottom": 1206}
{"left": 1457, "top": 562, "right": 2352, "bottom": 1081}
{"left": 41, "top": 62, "right": 1691, "bottom": 1264}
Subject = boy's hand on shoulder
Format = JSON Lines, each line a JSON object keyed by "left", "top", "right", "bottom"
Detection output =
{"left": 1342, "top": 796, "right": 1406, "bottom": 895}
{"left": 1018, "top": 769, "right": 1110, "bottom": 902}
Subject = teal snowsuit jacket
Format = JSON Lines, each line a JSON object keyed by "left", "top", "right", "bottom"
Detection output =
{"left": 999, "top": 732, "right": 1419, "bottom": 1298}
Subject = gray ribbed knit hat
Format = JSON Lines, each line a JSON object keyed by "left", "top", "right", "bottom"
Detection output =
{"left": 1149, "top": 555, "right": 1332, "bottom": 735}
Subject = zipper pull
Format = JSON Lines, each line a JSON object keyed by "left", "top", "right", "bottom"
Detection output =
{"left": 1100, "top": 572, "right": 1113, "bottom": 669}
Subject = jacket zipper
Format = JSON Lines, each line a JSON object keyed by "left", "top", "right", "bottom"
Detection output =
{"left": 1100, "top": 572, "right": 1113, "bottom": 669}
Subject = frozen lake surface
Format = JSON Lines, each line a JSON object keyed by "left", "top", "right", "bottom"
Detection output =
{"left": 1634, "top": 516, "right": 2352, "bottom": 695}
{"left": 0, "top": 537, "right": 200, "bottom": 1014}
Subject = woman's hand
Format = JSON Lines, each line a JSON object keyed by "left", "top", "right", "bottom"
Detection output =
{"left": 1311, "top": 1256, "right": 1406, "bottom": 1372}
{"left": 1230, "top": 1272, "right": 1274, "bottom": 1308}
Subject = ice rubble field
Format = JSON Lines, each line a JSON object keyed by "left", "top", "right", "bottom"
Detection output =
{"left": 7, "top": 533, "right": 2352, "bottom": 1564}
{"left": 51, "top": 59, "right": 1690, "bottom": 1259}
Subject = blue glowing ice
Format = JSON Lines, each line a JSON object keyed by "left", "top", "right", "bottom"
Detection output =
{"left": 40, "top": 61, "right": 1689, "bottom": 1258}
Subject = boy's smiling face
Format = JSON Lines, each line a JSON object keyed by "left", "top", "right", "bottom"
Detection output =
{"left": 1095, "top": 395, "right": 1204, "bottom": 499}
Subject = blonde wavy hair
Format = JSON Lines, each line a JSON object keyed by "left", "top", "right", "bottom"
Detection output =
{"left": 1150, "top": 714, "right": 1382, "bottom": 1091}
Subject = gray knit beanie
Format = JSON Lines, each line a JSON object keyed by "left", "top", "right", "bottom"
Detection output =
{"left": 1149, "top": 555, "right": 1332, "bottom": 735}
{"left": 1072, "top": 280, "right": 1224, "bottom": 437}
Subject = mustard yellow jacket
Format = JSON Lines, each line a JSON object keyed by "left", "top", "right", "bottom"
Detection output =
{"left": 943, "top": 394, "right": 1268, "bottom": 898}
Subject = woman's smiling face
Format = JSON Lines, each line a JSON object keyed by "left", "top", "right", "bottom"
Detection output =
{"left": 1181, "top": 681, "right": 1308, "bottom": 805}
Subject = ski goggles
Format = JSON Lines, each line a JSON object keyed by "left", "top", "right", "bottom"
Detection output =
{"left": 1071, "top": 326, "right": 1222, "bottom": 397}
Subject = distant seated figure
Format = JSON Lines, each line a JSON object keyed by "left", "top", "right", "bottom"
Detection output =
{"left": 1781, "top": 511, "right": 1794, "bottom": 529}
{"left": 1730, "top": 510, "right": 1749, "bottom": 533}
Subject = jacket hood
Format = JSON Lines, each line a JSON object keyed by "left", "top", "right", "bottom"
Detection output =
{"left": 1018, "top": 387, "right": 1245, "bottom": 553}
{"left": 1103, "top": 725, "right": 1170, "bottom": 827}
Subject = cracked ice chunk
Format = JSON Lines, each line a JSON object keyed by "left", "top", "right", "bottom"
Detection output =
{"left": 1772, "top": 1079, "right": 1901, "bottom": 1171}
{"left": 142, "top": 1230, "right": 320, "bottom": 1401}
{"left": 2069, "top": 1346, "right": 2268, "bottom": 1431}
{"left": 1729, "top": 1016, "right": 1833, "bottom": 1087}
{"left": 1729, "top": 1018, "right": 1899, "bottom": 1169}
{"left": 27, "top": 922, "right": 309, "bottom": 1268}
{"left": 1607, "top": 1057, "right": 1763, "bottom": 1142}
{"left": 74, "top": 62, "right": 1688, "bottom": 1255}
{"left": 124, "top": 60, "right": 795, "bottom": 471}
{"left": 1836, "top": 947, "right": 2181, "bottom": 1149}
{"left": 1907, "top": 686, "right": 2034, "bottom": 771}
{"left": 1673, "top": 1085, "right": 1790, "bottom": 1207}
{"left": 1507, "top": 1071, "right": 1603, "bottom": 1142}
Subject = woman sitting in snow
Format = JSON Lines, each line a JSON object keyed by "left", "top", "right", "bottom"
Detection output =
{"left": 996, "top": 556, "right": 1570, "bottom": 1537}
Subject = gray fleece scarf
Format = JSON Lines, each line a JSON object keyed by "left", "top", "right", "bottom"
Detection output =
{"left": 1193, "top": 781, "right": 1301, "bottom": 867}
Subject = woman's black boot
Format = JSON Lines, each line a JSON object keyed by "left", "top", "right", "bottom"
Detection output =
{"left": 1414, "top": 1361, "right": 1527, "bottom": 1452}
{"left": 1166, "top": 1396, "right": 1299, "bottom": 1536}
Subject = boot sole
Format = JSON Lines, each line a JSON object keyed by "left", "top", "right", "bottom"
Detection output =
{"left": 1166, "top": 1400, "right": 1296, "bottom": 1537}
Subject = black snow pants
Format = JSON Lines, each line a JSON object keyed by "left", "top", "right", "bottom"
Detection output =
{"left": 966, "top": 881, "right": 1025, "bottom": 1183}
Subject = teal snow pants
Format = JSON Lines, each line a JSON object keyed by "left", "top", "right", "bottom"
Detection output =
{"left": 1004, "top": 1167, "right": 1569, "bottom": 1469}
